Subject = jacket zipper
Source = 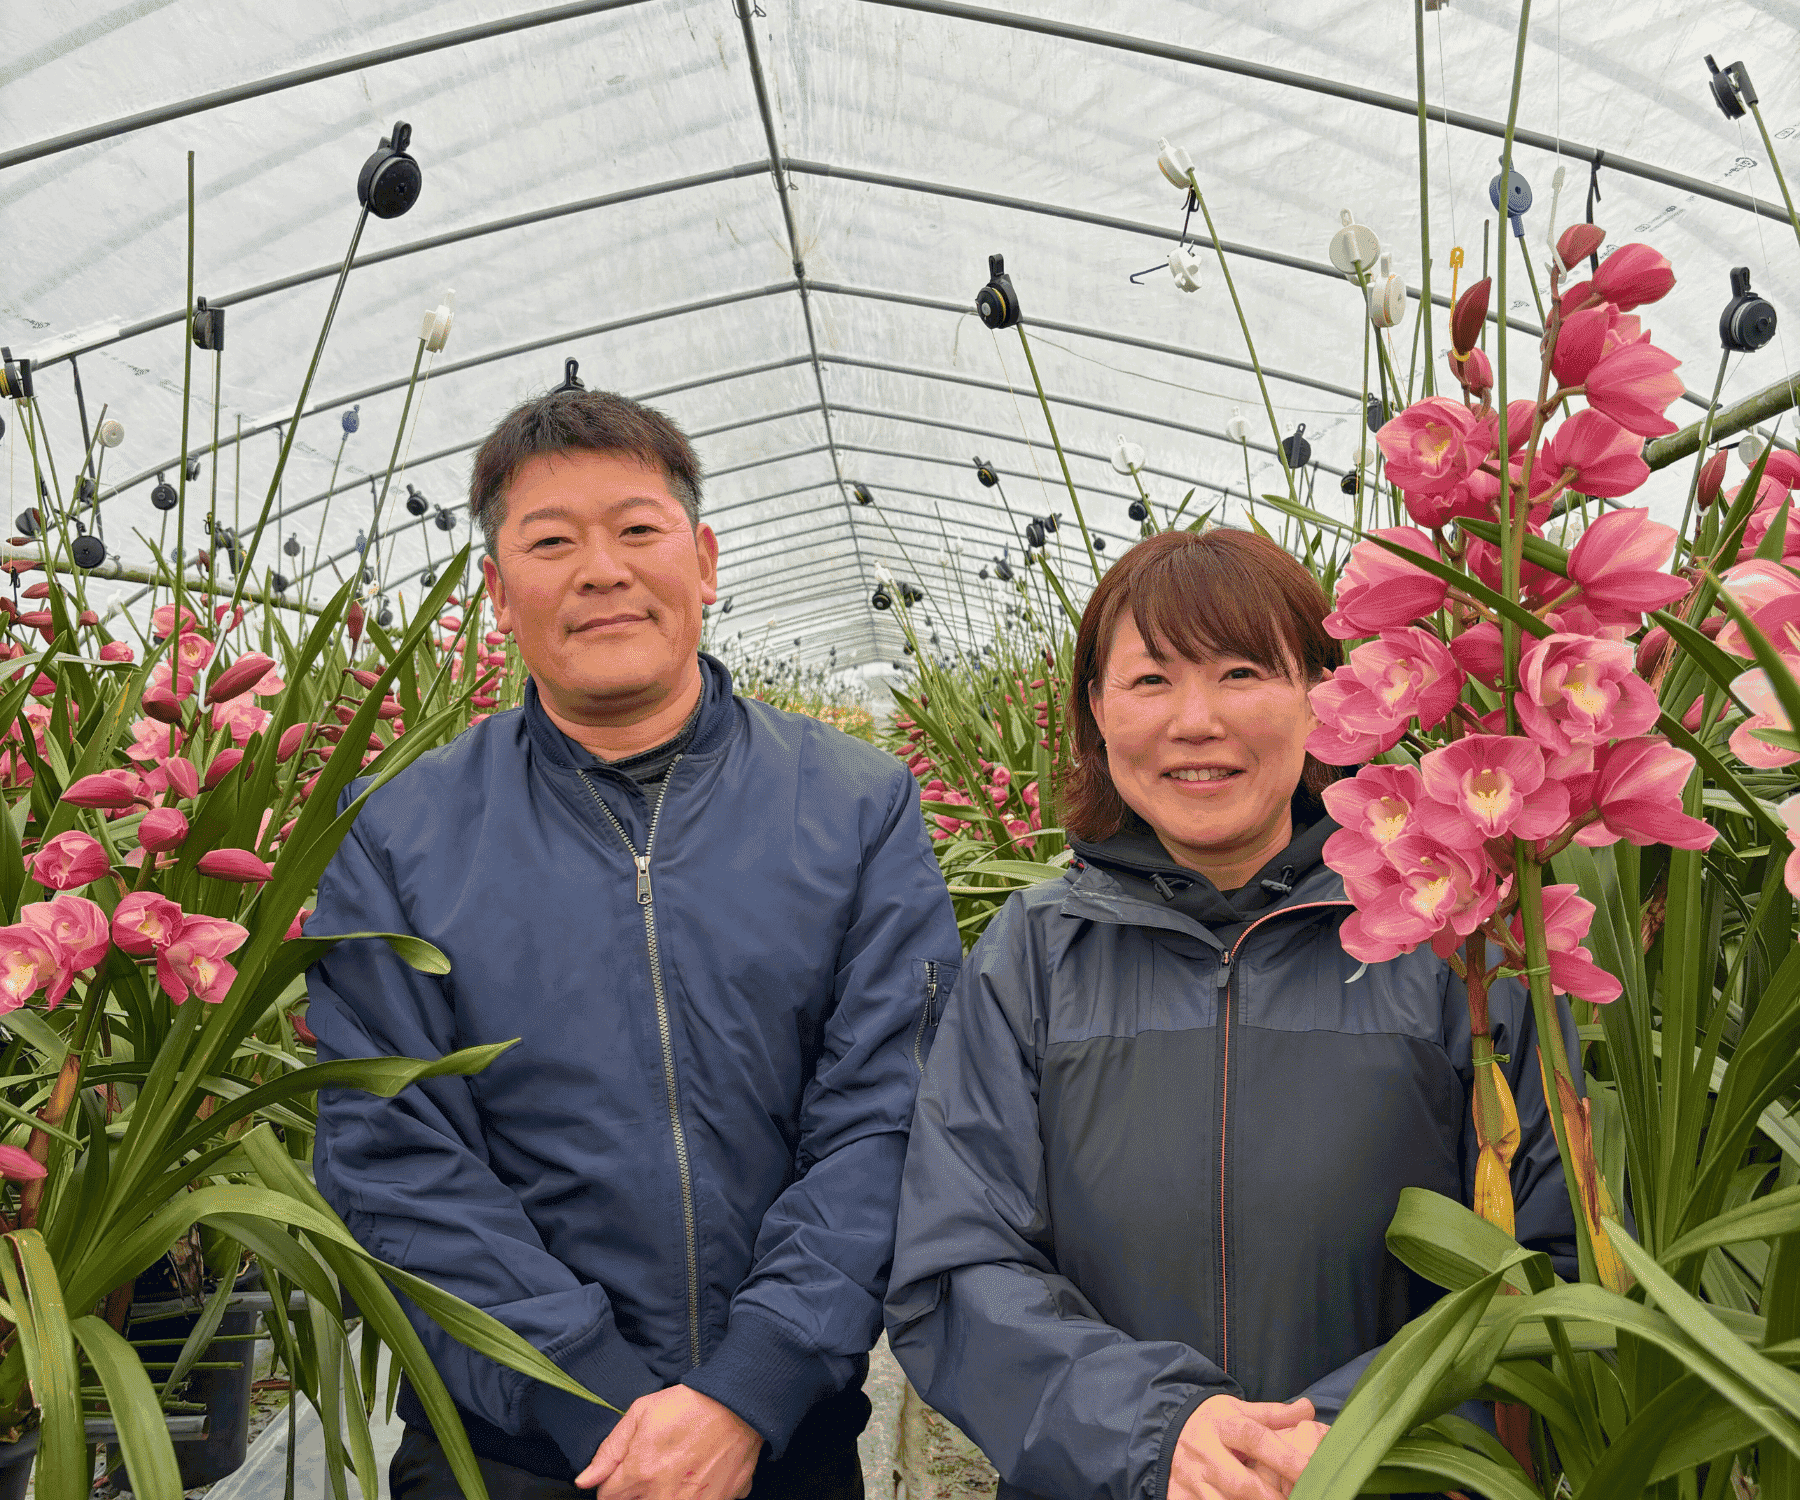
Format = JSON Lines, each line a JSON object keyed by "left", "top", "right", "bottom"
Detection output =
{"left": 1214, "top": 899, "right": 1353, "bottom": 1376}
{"left": 913, "top": 960, "right": 940, "bottom": 1073}
{"left": 579, "top": 762, "right": 703, "bottom": 1369}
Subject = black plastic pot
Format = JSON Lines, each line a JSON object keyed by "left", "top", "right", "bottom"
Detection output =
{"left": 0, "top": 1429, "right": 37, "bottom": 1500}
{"left": 112, "top": 1262, "right": 261, "bottom": 1490}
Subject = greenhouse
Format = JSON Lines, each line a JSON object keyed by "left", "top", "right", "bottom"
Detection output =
{"left": 2, "top": 0, "right": 1800, "bottom": 1497}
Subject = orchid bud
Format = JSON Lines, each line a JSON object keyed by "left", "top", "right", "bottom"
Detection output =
{"left": 1697, "top": 449, "right": 1728, "bottom": 509}
{"left": 204, "top": 749, "right": 246, "bottom": 789}
{"left": 1556, "top": 223, "right": 1605, "bottom": 272}
{"left": 163, "top": 755, "right": 200, "bottom": 801}
{"left": 277, "top": 723, "right": 312, "bottom": 762}
{"left": 139, "top": 806, "right": 190, "bottom": 853}
{"left": 346, "top": 601, "right": 365, "bottom": 647}
{"left": 62, "top": 771, "right": 142, "bottom": 810}
{"left": 348, "top": 668, "right": 382, "bottom": 689}
{"left": 197, "top": 848, "right": 275, "bottom": 884}
{"left": 1451, "top": 278, "right": 1491, "bottom": 355}
{"left": 207, "top": 652, "right": 276, "bottom": 705}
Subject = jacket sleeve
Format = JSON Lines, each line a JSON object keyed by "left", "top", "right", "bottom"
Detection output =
{"left": 308, "top": 804, "right": 663, "bottom": 1473}
{"left": 885, "top": 893, "right": 1238, "bottom": 1500}
{"left": 1298, "top": 966, "right": 1583, "bottom": 1423}
{"left": 682, "top": 765, "right": 962, "bottom": 1455}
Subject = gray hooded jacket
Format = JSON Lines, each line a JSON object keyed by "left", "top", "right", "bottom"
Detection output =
{"left": 885, "top": 811, "right": 1580, "bottom": 1500}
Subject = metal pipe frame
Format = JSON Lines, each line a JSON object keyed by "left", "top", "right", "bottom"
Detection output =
{"left": 0, "top": 0, "right": 660, "bottom": 171}
{"left": 859, "top": 0, "right": 1795, "bottom": 228}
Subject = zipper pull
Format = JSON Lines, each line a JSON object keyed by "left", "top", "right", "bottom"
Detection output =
{"left": 634, "top": 855, "right": 652, "bottom": 906}
{"left": 1215, "top": 953, "right": 1233, "bottom": 991}
{"left": 925, "top": 961, "right": 939, "bottom": 1022}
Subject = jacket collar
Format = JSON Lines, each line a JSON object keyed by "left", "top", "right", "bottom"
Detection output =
{"left": 523, "top": 652, "right": 739, "bottom": 772}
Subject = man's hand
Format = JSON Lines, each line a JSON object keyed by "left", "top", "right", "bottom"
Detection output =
{"left": 576, "top": 1386, "right": 763, "bottom": 1500}
{"left": 1167, "top": 1395, "right": 1318, "bottom": 1500}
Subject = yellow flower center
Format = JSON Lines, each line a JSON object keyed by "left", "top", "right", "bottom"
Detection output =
{"left": 1464, "top": 768, "right": 1514, "bottom": 825}
{"left": 1370, "top": 796, "right": 1410, "bottom": 844}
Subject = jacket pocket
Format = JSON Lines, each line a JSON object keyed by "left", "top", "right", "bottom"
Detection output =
{"left": 910, "top": 957, "right": 961, "bottom": 1073}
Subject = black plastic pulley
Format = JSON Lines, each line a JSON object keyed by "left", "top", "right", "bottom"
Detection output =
{"left": 1025, "top": 519, "right": 1046, "bottom": 548}
{"left": 185, "top": 457, "right": 202, "bottom": 481}
{"left": 1042, "top": 512, "right": 1058, "bottom": 533}
{"left": 721, "top": 597, "right": 734, "bottom": 614}
{"left": 1281, "top": 424, "right": 1312, "bottom": 469}
{"left": 71, "top": 534, "right": 106, "bottom": 570}
{"left": 151, "top": 474, "right": 177, "bottom": 511}
{"left": 1366, "top": 395, "right": 1390, "bottom": 432}
{"left": 191, "top": 296, "right": 225, "bottom": 352}
{"left": 74, "top": 476, "right": 95, "bottom": 505}
{"left": 900, "top": 583, "right": 925, "bottom": 606}
{"left": 421, "top": 569, "right": 436, "bottom": 586}
{"left": 405, "top": 484, "right": 428, "bottom": 517}
{"left": 993, "top": 555, "right": 1013, "bottom": 583}
{"left": 1705, "top": 56, "right": 1755, "bottom": 120}
{"left": 974, "top": 457, "right": 1000, "bottom": 488}
{"left": 284, "top": 534, "right": 301, "bottom": 557}
{"left": 433, "top": 506, "right": 456, "bottom": 532}
{"left": 15, "top": 508, "right": 40, "bottom": 538}
{"left": 1721, "top": 267, "right": 1777, "bottom": 353}
{"left": 0, "top": 348, "right": 32, "bottom": 401}
{"left": 271, "top": 573, "right": 289, "bottom": 594}
{"left": 357, "top": 121, "right": 422, "bottom": 219}
{"left": 853, "top": 484, "right": 875, "bottom": 506}
{"left": 975, "top": 253, "right": 1021, "bottom": 330}
{"left": 871, "top": 586, "right": 892, "bottom": 610}
{"left": 354, "top": 531, "right": 367, "bottom": 554}
{"left": 556, "top": 358, "right": 585, "bottom": 393}
{"left": 978, "top": 565, "right": 990, "bottom": 580}
{"left": 377, "top": 601, "right": 395, "bottom": 628}
{"left": 1128, "top": 500, "right": 1149, "bottom": 522}
{"left": 342, "top": 405, "right": 361, "bottom": 435}
{"left": 1489, "top": 169, "right": 1532, "bottom": 237}
{"left": 1340, "top": 470, "right": 1359, "bottom": 496}
{"left": 1094, "top": 535, "right": 1107, "bottom": 551}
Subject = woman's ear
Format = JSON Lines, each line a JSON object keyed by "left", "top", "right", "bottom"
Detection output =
{"left": 1087, "top": 675, "right": 1108, "bottom": 743}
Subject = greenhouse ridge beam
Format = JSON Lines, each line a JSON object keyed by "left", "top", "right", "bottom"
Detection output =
{"left": 863, "top": 0, "right": 1794, "bottom": 229}
{"left": 735, "top": 1, "right": 880, "bottom": 659}
{"left": 0, "top": 0, "right": 659, "bottom": 171}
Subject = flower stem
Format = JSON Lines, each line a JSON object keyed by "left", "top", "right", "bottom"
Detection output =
{"left": 1747, "top": 100, "right": 1800, "bottom": 262}
{"left": 1013, "top": 326, "right": 1100, "bottom": 580}
{"left": 175, "top": 151, "right": 196, "bottom": 645}
{"left": 1413, "top": 0, "right": 1436, "bottom": 397}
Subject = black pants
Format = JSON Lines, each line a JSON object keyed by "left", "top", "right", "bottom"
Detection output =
{"left": 390, "top": 1391, "right": 871, "bottom": 1500}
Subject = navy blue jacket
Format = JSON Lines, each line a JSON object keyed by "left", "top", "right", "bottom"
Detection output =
{"left": 309, "top": 656, "right": 961, "bottom": 1478}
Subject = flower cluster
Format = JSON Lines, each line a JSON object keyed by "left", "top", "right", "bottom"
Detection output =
{"left": 5, "top": 831, "right": 249, "bottom": 1009}
{"left": 1304, "top": 235, "right": 1791, "bottom": 999}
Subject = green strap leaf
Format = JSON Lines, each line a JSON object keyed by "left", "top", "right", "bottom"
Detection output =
{"left": 2, "top": 1232, "right": 85, "bottom": 1500}
{"left": 70, "top": 1316, "right": 186, "bottom": 1500}
{"left": 1386, "top": 1187, "right": 1556, "bottom": 1296}
{"left": 1661, "top": 1182, "right": 1800, "bottom": 1268}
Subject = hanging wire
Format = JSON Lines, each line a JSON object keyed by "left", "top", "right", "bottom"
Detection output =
{"left": 1734, "top": 115, "right": 1797, "bottom": 448}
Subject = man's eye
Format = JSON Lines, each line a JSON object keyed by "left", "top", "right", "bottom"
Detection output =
{"left": 529, "top": 535, "right": 570, "bottom": 549}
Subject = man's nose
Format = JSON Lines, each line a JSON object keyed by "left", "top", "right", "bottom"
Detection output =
{"left": 572, "top": 539, "right": 632, "bottom": 590}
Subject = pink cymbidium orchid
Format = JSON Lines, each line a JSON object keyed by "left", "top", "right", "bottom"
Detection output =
{"left": 1517, "top": 632, "right": 1660, "bottom": 759}
{"left": 0, "top": 925, "right": 66, "bottom": 1014}
{"left": 1322, "top": 765, "right": 1431, "bottom": 902}
{"left": 1714, "top": 560, "right": 1800, "bottom": 658}
{"left": 1541, "top": 410, "right": 1651, "bottom": 498}
{"left": 1448, "top": 622, "right": 1505, "bottom": 689}
{"left": 26, "top": 831, "right": 110, "bottom": 892}
{"left": 112, "top": 892, "right": 185, "bottom": 956}
{"left": 138, "top": 806, "right": 191, "bottom": 854}
{"left": 1417, "top": 736, "right": 1570, "bottom": 846}
{"left": 1728, "top": 657, "right": 1800, "bottom": 769}
{"left": 1510, "top": 884, "right": 1622, "bottom": 1004}
{"left": 1306, "top": 629, "right": 1465, "bottom": 766}
{"left": 1565, "top": 508, "right": 1690, "bottom": 626}
{"left": 1780, "top": 794, "right": 1800, "bottom": 905}
{"left": 1376, "top": 397, "right": 1495, "bottom": 496}
{"left": 1566, "top": 738, "right": 1717, "bottom": 850}
{"left": 212, "top": 696, "right": 272, "bottom": 746}
{"left": 1582, "top": 343, "right": 1685, "bottom": 438}
{"left": 62, "top": 770, "right": 143, "bottom": 810}
{"left": 19, "top": 896, "right": 110, "bottom": 1004}
{"left": 158, "top": 914, "right": 249, "bottom": 1005}
{"left": 1322, "top": 529, "right": 1450, "bottom": 640}
{"left": 1337, "top": 836, "right": 1501, "bottom": 964}
{"left": 1551, "top": 305, "right": 1648, "bottom": 386}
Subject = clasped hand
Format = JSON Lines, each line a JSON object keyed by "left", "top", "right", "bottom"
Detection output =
{"left": 1168, "top": 1395, "right": 1329, "bottom": 1500}
{"left": 577, "top": 1385, "right": 763, "bottom": 1500}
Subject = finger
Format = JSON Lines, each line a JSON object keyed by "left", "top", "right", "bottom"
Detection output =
{"left": 1232, "top": 1399, "right": 1314, "bottom": 1430}
{"left": 577, "top": 1414, "right": 638, "bottom": 1488}
{"left": 1229, "top": 1424, "right": 1310, "bottom": 1489}
{"left": 1195, "top": 1429, "right": 1288, "bottom": 1500}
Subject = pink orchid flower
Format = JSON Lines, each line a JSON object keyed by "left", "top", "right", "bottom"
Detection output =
{"left": 1462, "top": 535, "right": 1562, "bottom": 611}
{"left": 27, "top": 830, "right": 110, "bottom": 891}
{"left": 62, "top": 770, "right": 143, "bottom": 810}
{"left": 138, "top": 806, "right": 191, "bottom": 853}
{"left": 1305, "top": 629, "right": 1464, "bottom": 765}
{"left": 20, "top": 896, "right": 110, "bottom": 1003}
{"left": 205, "top": 652, "right": 278, "bottom": 706}
{"left": 1322, "top": 528, "right": 1450, "bottom": 640}
{"left": 158, "top": 914, "right": 249, "bottom": 1005}
{"left": 1448, "top": 622, "right": 1505, "bottom": 688}
{"left": 1567, "top": 737, "right": 1716, "bottom": 849}
{"left": 1337, "top": 836, "right": 1500, "bottom": 964}
{"left": 197, "top": 848, "right": 275, "bottom": 883}
{"left": 1417, "top": 736, "right": 1570, "bottom": 846}
{"left": 1517, "top": 633, "right": 1661, "bottom": 758}
{"left": 1403, "top": 466, "right": 1499, "bottom": 531}
{"left": 150, "top": 604, "right": 200, "bottom": 639}
{"left": 212, "top": 696, "right": 272, "bottom": 746}
{"left": 1589, "top": 243, "right": 1675, "bottom": 311}
{"left": 0, "top": 925, "right": 67, "bottom": 1014}
{"left": 1510, "top": 884, "right": 1622, "bottom": 1004}
{"left": 1728, "top": 657, "right": 1800, "bottom": 769}
{"left": 98, "top": 641, "right": 135, "bottom": 663}
{"left": 1541, "top": 409, "right": 1650, "bottom": 498}
{"left": 1714, "top": 560, "right": 1800, "bottom": 657}
{"left": 1567, "top": 507, "right": 1690, "bottom": 626}
{"left": 161, "top": 756, "right": 201, "bottom": 801}
{"left": 1376, "top": 397, "right": 1496, "bottom": 496}
{"left": 1322, "top": 765, "right": 1431, "bottom": 900}
{"left": 1582, "top": 343, "right": 1685, "bottom": 438}
{"left": 1552, "top": 305, "right": 1648, "bottom": 386}
{"left": 124, "top": 718, "right": 183, "bottom": 765}
{"left": 0, "top": 1146, "right": 45, "bottom": 1181}
{"left": 1780, "top": 794, "right": 1800, "bottom": 905}
{"left": 204, "top": 748, "right": 247, "bottom": 789}
{"left": 112, "top": 891, "right": 186, "bottom": 956}
{"left": 1742, "top": 502, "right": 1800, "bottom": 565}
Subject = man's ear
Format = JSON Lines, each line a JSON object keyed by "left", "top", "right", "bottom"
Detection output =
{"left": 481, "top": 554, "right": 513, "bottom": 635}
{"left": 696, "top": 523, "right": 720, "bottom": 606}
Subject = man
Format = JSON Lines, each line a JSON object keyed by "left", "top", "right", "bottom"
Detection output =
{"left": 308, "top": 388, "right": 962, "bottom": 1500}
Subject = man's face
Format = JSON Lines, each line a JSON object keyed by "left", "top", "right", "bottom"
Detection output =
{"left": 482, "top": 449, "right": 718, "bottom": 720}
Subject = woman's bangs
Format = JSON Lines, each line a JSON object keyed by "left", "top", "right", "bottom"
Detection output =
{"left": 1126, "top": 549, "right": 1302, "bottom": 679}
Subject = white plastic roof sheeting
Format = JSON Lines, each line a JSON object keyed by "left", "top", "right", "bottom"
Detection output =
{"left": 4, "top": 0, "right": 1798, "bottom": 670}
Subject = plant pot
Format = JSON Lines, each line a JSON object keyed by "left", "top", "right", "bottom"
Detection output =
{"left": 0, "top": 1429, "right": 37, "bottom": 1500}
{"left": 111, "top": 1262, "right": 262, "bottom": 1491}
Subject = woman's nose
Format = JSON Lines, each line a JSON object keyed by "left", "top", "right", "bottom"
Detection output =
{"left": 1167, "top": 683, "right": 1227, "bottom": 737}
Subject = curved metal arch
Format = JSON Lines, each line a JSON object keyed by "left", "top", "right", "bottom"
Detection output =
{"left": 858, "top": 0, "right": 1793, "bottom": 228}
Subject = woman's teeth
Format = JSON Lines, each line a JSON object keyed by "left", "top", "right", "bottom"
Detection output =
{"left": 1169, "top": 768, "right": 1239, "bottom": 782}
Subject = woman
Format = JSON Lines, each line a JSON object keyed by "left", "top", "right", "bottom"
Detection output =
{"left": 886, "top": 530, "right": 1579, "bottom": 1500}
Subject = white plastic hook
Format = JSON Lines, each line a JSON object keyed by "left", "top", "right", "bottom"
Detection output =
{"left": 97, "top": 417, "right": 125, "bottom": 448}
{"left": 1168, "top": 244, "right": 1204, "bottom": 292}
{"left": 1110, "top": 435, "right": 1146, "bottom": 475}
{"left": 1545, "top": 165, "right": 1568, "bottom": 267}
{"left": 421, "top": 288, "right": 456, "bottom": 352}
{"left": 1328, "top": 210, "right": 1382, "bottom": 280}
{"left": 1156, "top": 138, "right": 1195, "bottom": 191}
{"left": 1225, "top": 410, "right": 1249, "bottom": 444}
{"left": 1369, "top": 252, "right": 1407, "bottom": 328}
{"left": 1739, "top": 434, "right": 1768, "bottom": 470}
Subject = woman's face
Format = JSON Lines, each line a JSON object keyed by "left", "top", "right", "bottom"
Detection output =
{"left": 1089, "top": 617, "right": 1320, "bottom": 886}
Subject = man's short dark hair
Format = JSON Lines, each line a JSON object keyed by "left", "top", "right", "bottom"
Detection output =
{"left": 468, "top": 389, "right": 703, "bottom": 556}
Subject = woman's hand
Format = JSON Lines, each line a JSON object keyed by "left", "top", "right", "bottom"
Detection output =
{"left": 1167, "top": 1395, "right": 1321, "bottom": 1500}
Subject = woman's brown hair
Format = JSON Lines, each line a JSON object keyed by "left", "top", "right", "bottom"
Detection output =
{"left": 1056, "top": 528, "right": 1343, "bottom": 843}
